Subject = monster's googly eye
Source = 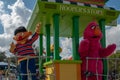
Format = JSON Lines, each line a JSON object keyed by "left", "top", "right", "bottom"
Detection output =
{"left": 91, "top": 26, "right": 96, "bottom": 29}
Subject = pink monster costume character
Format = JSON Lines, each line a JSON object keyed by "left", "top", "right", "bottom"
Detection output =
{"left": 78, "top": 21, "right": 116, "bottom": 80}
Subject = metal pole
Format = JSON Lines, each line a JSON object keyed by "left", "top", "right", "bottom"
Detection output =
{"left": 45, "top": 24, "right": 51, "bottom": 62}
{"left": 99, "top": 19, "right": 107, "bottom": 80}
{"left": 53, "top": 14, "right": 60, "bottom": 60}
{"left": 72, "top": 16, "right": 80, "bottom": 60}
{"left": 39, "top": 34, "right": 44, "bottom": 74}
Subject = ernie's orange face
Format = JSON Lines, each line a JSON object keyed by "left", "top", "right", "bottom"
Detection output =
{"left": 13, "top": 31, "right": 32, "bottom": 44}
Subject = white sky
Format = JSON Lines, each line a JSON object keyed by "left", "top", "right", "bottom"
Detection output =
{"left": 0, "top": 0, "right": 120, "bottom": 58}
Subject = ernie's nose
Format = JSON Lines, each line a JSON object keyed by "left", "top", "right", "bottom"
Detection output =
{"left": 18, "top": 36, "right": 23, "bottom": 41}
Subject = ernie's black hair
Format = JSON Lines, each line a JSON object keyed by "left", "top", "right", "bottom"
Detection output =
{"left": 14, "top": 26, "right": 27, "bottom": 35}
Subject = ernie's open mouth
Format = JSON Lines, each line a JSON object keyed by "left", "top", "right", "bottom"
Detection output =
{"left": 17, "top": 36, "right": 27, "bottom": 41}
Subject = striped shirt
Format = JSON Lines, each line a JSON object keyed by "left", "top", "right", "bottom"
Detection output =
{"left": 14, "top": 32, "right": 39, "bottom": 62}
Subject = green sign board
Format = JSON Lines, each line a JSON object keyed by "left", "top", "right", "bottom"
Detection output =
{"left": 27, "top": 1, "right": 120, "bottom": 37}
{"left": 59, "top": 4, "right": 104, "bottom": 16}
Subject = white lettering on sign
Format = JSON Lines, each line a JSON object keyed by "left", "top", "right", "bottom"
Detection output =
{"left": 60, "top": 5, "right": 103, "bottom": 15}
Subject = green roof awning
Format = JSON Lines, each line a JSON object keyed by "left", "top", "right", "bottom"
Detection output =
{"left": 27, "top": 0, "right": 120, "bottom": 37}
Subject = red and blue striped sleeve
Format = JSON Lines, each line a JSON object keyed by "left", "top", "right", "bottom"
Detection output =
{"left": 28, "top": 32, "right": 39, "bottom": 44}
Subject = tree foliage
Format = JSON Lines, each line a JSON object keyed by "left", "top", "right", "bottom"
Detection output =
{"left": 0, "top": 52, "right": 6, "bottom": 62}
{"left": 108, "top": 51, "right": 120, "bottom": 79}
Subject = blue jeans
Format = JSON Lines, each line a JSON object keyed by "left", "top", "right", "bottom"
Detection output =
{"left": 19, "top": 58, "right": 36, "bottom": 80}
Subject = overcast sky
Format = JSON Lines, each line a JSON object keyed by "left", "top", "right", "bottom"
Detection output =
{"left": 0, "top": 0, "right": 120, "bottom": 58}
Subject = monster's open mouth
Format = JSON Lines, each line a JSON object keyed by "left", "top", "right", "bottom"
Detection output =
{"left": 92, "top": 36, "right": 99, "bottom": 38}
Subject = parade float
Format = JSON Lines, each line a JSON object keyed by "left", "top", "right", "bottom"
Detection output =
{"left": 27, "top": 0, "right": 120, "bottom": 80}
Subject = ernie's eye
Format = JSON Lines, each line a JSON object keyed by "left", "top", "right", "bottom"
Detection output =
{"left": 91, "top": 26, "right": 96, "bottom": 29}
{"left": 21, "top": 32, "right": 24, "bottom": 36}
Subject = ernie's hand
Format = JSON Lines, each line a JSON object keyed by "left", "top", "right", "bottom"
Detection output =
{"left": 35, "top": 22, "right": 41, "bottom": 34}
{"left": 9, "top": 42, "right": 16, "bottom": 53}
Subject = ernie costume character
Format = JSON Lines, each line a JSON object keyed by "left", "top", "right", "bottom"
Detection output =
{"left": 78, "top": 21, "right": 116, "bottom": 80}
{"left": 9, "top": 23, "right": 41, "bottom": 80}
